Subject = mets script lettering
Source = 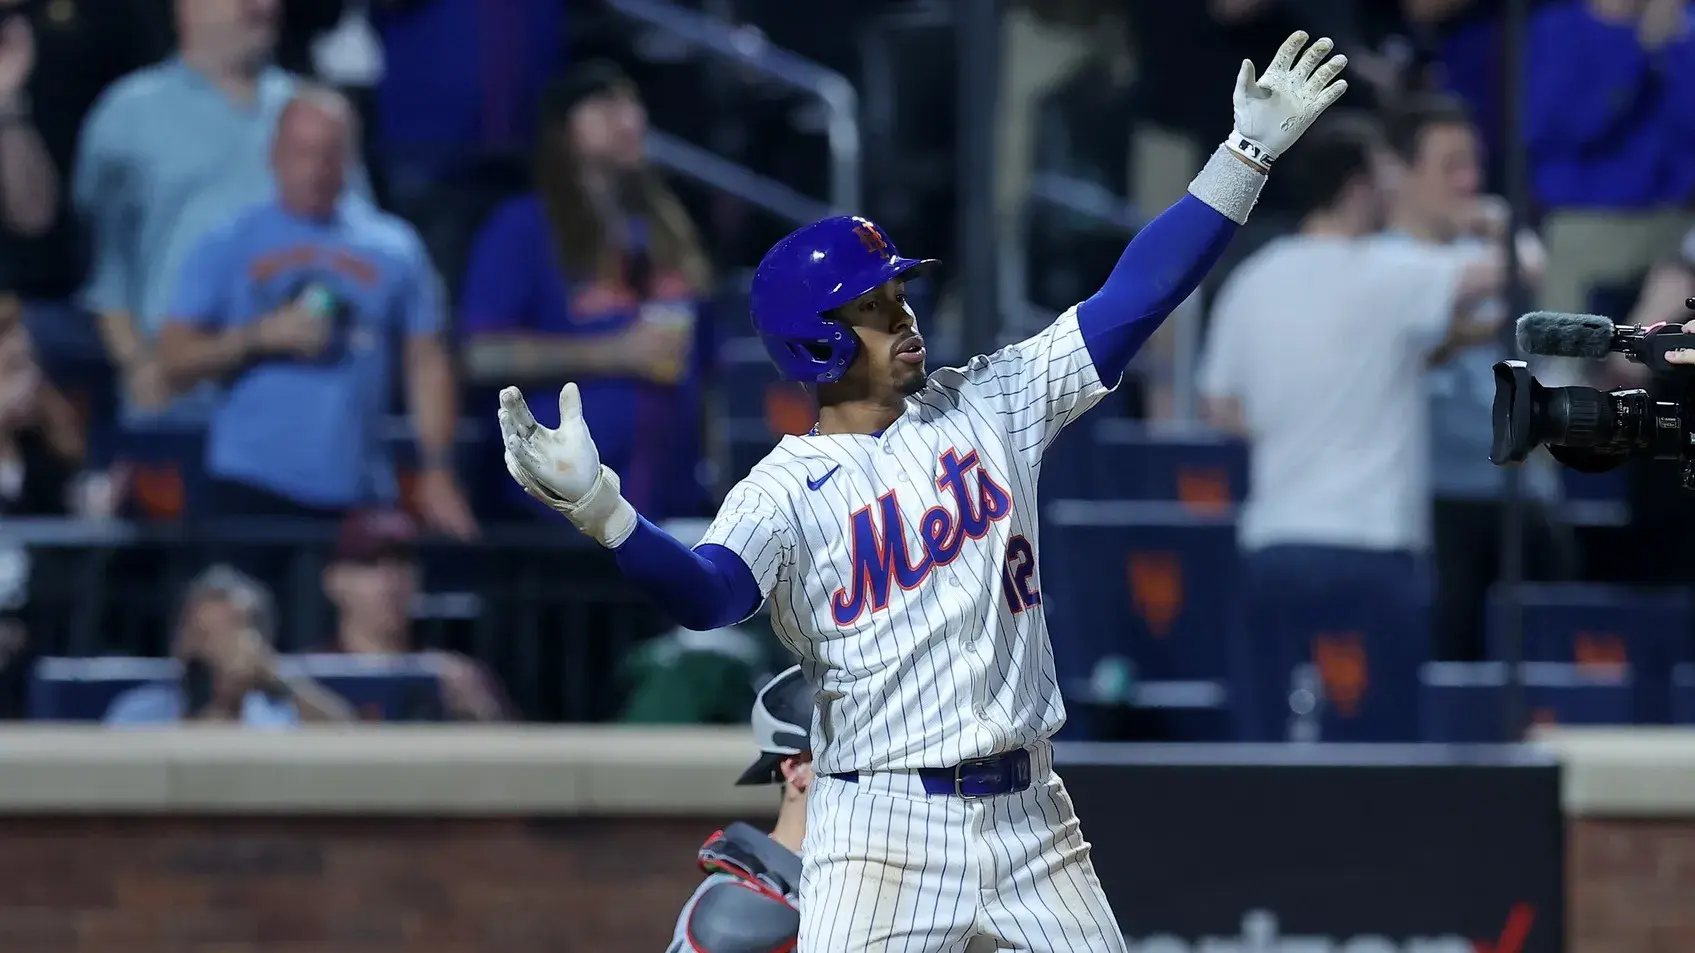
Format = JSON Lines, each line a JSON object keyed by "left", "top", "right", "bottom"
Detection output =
{"left": 831, "top": 449, "right": 1013, "bottom": 625}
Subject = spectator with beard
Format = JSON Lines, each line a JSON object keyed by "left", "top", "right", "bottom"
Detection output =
{"left": 459, "top": 61, "right": 713, "bottom": 521}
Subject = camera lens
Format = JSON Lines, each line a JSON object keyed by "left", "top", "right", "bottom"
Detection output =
{"left": 1535, "top": 385, "right": 1613, "bottom": 448}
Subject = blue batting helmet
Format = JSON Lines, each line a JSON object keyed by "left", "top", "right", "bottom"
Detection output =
{"left": 749, "top": 215, "right": 938, "bottom": 384}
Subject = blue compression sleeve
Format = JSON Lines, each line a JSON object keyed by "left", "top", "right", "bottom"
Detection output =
{"left": 1076, "top": 193, "right": 1238, "bottom": 384}
{"left": 612, "top": 516, "right": 762, "bottom": 631}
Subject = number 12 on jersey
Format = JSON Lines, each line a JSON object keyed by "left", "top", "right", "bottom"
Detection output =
{"left": 1001, "top": 535, "right": 1041, "bottom": 613}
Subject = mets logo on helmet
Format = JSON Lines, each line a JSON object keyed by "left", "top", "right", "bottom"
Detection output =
{"left": 853, "top": 222, "right": 892, "bottom": 257}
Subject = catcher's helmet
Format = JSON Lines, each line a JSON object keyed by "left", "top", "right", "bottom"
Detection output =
{"left": 749, "top": 215, "right": 938, "bottom": 384}
{"left": 735, "top": 665, "right": 813, "bottom": 786}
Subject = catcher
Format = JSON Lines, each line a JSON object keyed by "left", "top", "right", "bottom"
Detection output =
{"left": 666, "top": 665, "right": 995, "bottom": 952}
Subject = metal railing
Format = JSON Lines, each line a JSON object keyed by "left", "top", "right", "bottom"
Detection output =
{"left": 606, "top": 0, "right": 861, "bottom": 214}
{"left": 0, "top": 518, "right": 667, "bottom": 722}
{"left": 645, "top": 131, "right": 833, "bottom": 226}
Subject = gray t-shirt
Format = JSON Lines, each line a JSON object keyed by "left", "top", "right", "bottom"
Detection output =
{"left": 1199, "top": 234, "right": 1463, "bottom": 552}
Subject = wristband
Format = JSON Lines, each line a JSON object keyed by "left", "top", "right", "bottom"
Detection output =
{"left": 1224, "top": 130, "right": 1275, "bottom": 171}
{"left": 1189, "top": 143, "right": 1268, "bottom": 226}
{"left": 560, "top": 465, "right": 639, "bottom": 548}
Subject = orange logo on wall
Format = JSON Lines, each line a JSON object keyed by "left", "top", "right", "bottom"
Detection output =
{"left": 1573, "top": 631, "right": 1628, "bottom": 670}
{"left": 1312, "top": 632, "right": 1368, "bottom": 717}
{"left": 1127, "top": 552, "right": 1182, "bottom": 637}
{"left": 1175, "top": 466, "right": 1232, "bottom": 514}
{"left": 764, "top": 383, "right": 815, "bottom": 437}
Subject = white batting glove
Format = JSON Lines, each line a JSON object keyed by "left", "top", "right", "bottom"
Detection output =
{"left": 1227, "top": 30, "right": 1350, "bottom": 171}
{"left": 498, "top": 384, "right": 638, "bottom": 548}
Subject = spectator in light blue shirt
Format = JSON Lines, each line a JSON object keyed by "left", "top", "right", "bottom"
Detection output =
{"left": 154, "top": 84, "right": 476, "bottom": 539}
{"left": 105, "top": 564, "right": 353, "bottom": 727}
{"left": 1381, "top": 94, "right": 1577, "bottom": 662}
{"left": 73, "top": 0, "right": 369, "bottom": 425}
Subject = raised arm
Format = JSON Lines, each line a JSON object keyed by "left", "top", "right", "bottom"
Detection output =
{"left": 1077, "top": 30, "right": 1349, "bottom": 384}
{"left": 497, "top": 385, "right": 770, "bottom": 630}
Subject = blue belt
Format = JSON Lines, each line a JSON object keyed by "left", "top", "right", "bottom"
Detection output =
{"left": 830, "top": 749, "right": 1033, "bottom": 799}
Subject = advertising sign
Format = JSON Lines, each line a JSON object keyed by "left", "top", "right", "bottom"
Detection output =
{"left": 1058, "top": 750, "right": 1563, "bottom": 953}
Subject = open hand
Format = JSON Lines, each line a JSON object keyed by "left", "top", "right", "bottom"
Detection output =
{"left": 498, "top": 383, "right": 602, "bottom": 507}
{"left": 1229, "top": 30, "right": 1349, "bottom": 170}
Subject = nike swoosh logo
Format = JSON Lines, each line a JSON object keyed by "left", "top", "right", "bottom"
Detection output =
{"left": 807, "top": 465, "right": 842, "bottom": 491}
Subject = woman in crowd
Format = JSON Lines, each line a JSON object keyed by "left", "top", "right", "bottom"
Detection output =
{"left": 459, "top": 61, "right": 713, "bottom": 521}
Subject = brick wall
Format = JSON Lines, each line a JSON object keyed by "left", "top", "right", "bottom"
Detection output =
{"left": 1569, "top": 818, "right": 1695, "bottom": 953}
{"left": 0, "top": 814, "right": 771, "bottom": 953}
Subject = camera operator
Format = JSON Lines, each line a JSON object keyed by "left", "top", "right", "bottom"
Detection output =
{"left": 1613, "top": 228, "right": 1695, "bottom": 581}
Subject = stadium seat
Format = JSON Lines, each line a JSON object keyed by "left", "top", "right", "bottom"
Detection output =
{"left": 1486, "top": 584, "right": 1692, "bottom": 722}
{"left": 1041, "top": 500, "right": 1235, "bottom": 741}
{"left": 1231, "top": 578, "right": 1429, "bottom": 742}
{"left": 1087, "top": 420, "right": 1247, "bottom": 508}
{"left": 1672, "top": 664, "right": 1695, "bottom": 724}
{"left": 30, "top": 655, "right": 446, "bottom": 722}
{"left": 1420, "top": 661, "right": 1634, "bottom": 742}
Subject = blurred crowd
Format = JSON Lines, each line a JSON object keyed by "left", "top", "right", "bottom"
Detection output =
{"left": 1187, "top": 0, "right": 1693, "bottom": 669}
{"left": 0, "top": 0, "right": 1688, "bottom": 734}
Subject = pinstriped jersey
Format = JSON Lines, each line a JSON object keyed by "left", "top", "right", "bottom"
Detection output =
{"left": 697, "top": 309, "right": 1112, "bottom": 775}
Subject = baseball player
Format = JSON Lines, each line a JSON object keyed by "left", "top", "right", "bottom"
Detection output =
{"left": 501, "top": 30, "right": 1347, "bottom": 953}
{"left": 665, "top": 666, "right": 809, "bottom": 953}
{"left": 670, "top": 665, "right": 1000, "bottom": 953}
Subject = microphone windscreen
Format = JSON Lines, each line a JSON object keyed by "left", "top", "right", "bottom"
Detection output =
{"left": 1515, "top": 311, "right": 1617, "bottom": 359}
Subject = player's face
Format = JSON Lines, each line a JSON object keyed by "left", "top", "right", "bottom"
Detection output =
{"left": 1409, "top": 122, "right": 1481, "bottom": 234}
{"left": 834, "top": 279, "right": 926, "bottom": 399}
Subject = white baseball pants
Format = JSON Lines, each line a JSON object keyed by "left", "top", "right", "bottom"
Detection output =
{"left": 798, "top": 742, "right": 1128, "bottom": 952}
